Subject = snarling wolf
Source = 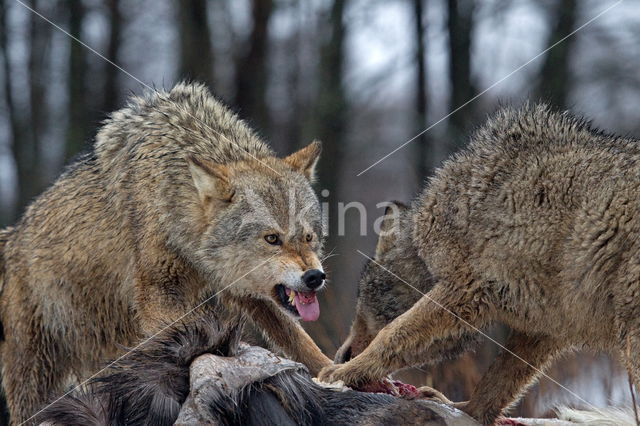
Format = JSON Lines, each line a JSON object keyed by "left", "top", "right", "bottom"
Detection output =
{"left": 320, "top": 104, "right": 640, "bottom": 424}
{"left": 0, "top": 82, "right": 331, "bottom": 423}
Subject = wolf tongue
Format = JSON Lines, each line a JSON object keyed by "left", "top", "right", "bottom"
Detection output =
{"left": 294, "top": 291, "right": 319, "bottom": 322}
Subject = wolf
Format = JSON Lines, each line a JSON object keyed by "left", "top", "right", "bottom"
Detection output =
{"left": 0, "top": 82, "right": 331, "bottom": 424}
{"left": 320, "top": 104, "right": 640, "bottom": 424}
{"left": 334, "top": 202, "right": 478, "bottom": 366}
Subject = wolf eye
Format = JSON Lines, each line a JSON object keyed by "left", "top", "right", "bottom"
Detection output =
{"left": 305, "top": 233, "right": 313, "bottom": 242}
{"left": 264, "top": 234, "right": 281, "bottom": 245}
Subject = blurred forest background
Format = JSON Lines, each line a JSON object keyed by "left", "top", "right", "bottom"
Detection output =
{"left": 0, "top": 0, "right": 638, "bottom": 420}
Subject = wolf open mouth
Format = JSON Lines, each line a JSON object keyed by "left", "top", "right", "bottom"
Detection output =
{"left": 274, "top": 284, "right": 320, "bottom": 322}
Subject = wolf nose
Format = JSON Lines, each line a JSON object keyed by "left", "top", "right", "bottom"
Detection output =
{"left": 302, "top": 269, "right": 325, "bottom": 289}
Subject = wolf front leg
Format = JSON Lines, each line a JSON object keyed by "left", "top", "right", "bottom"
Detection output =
{"left": 460, "top": 331, "right": 563, "bottom": 425}
{"left": 235, "top": 296, "right": 331, "bottom": 375}
{"left": 318, "top": 283, "right": 491, "bottom": 386}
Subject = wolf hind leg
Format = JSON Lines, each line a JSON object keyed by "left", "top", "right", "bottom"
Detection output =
{"left": 461, "top": 331, "right": 564, "bottom": 425}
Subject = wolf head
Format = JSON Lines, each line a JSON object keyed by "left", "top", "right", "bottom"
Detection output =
{"left": 187, "top": 142, "right": 326, "bottom": 322}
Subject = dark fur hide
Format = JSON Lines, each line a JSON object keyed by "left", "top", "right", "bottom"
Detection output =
{"left": 37, "top": 312, "right": 449, "bottom": 426}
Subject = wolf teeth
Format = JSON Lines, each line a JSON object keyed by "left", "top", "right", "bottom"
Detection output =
{"left": 288, "top": 290, "right": 296, "bottom": 305}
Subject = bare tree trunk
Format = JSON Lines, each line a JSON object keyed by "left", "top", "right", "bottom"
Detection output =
{"left": 103, "top": 0, "right": 121, "bottom": 113}
{"left": 29, "top": 0, "right": 47, "bottom": 145}
{"left": 535, "top": 0, "right": 577, "bottom": 109}
{"left": 446, "top": 0, "right": 476, "bottom": 152}
{"left": 0, "top": 10, "right": 12, "bottom": 424}
{"left": 65, "top": 0, "right": 89, "bottom": 160}
{"left": 315, "top": 0, "right": 347, "bottom": 202}
{"left": 0, "top": 0, "right": 24, "bottom": 216}
{"left": 235, "top": 0, "right": 273, "bottom": 135}
{"left": 26, "top": 0, "right": 52, "bottom": 195}
{"left": 283, "top": 15, "right": 302, "bottom": 154}
{"left": 178, "top": 0, "right": 214, "bottom": 88}
{"left": 283, "top": 1, "right": 311, "bottom": 155}
{"left": 1, "top": 0, "right": 49, "bottom": 219}
{"left": 413, "top": 0, "right": 429, "bottom": 183}
{"left": 307, "top": 0, "right": 350, "bottom": 350}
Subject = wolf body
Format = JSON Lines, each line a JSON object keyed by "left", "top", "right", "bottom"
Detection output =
{"left": 0, "top": 83, "right": 331, "bottom": 424}
{"left": 320, "top": 104, "right": 640, "bottom": 424}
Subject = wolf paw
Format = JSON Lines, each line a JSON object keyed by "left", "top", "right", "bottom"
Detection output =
{"left": 451, "top": 400, "right": 469, "bottom": 410}
{"left": 317, "top": 364, "right": 343, "bottom": 384}
{"left": 416, "top": 386, "right": 453, "bottom": 404}
{"left": 317, "top": 363, "right": 374, "bottom": 388}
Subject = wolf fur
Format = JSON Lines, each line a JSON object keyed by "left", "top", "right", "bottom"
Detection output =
{"left": 320, "top": 104, "right": 640, "bottom": 424}
{"left": 37, "top": 309, "right": 473, "bottom": 426}
{"left": 0, "top": 227, "right": 10, "bottom": 341}
{"left": 0, "top": 82, "right": 331, "bottom": 424}
{"left": 556, "top": 406, "right": 638, "bottom": 425}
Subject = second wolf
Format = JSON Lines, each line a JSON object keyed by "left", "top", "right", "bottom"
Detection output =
{"left": 321, "top": 104, "right": 640, "bottom": 424}
{"left": 333, "top": 202, "right": 478, "bottom": 367}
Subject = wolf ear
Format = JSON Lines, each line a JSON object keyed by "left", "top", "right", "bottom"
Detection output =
{"left": 186, "top": 156, "right": 235, "bottom": 204}
{"left": 374, "top": 201, "right": 408, "bottom": 258}
{"left": 283, "top": 141, "right": 322, "bottom": 182}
